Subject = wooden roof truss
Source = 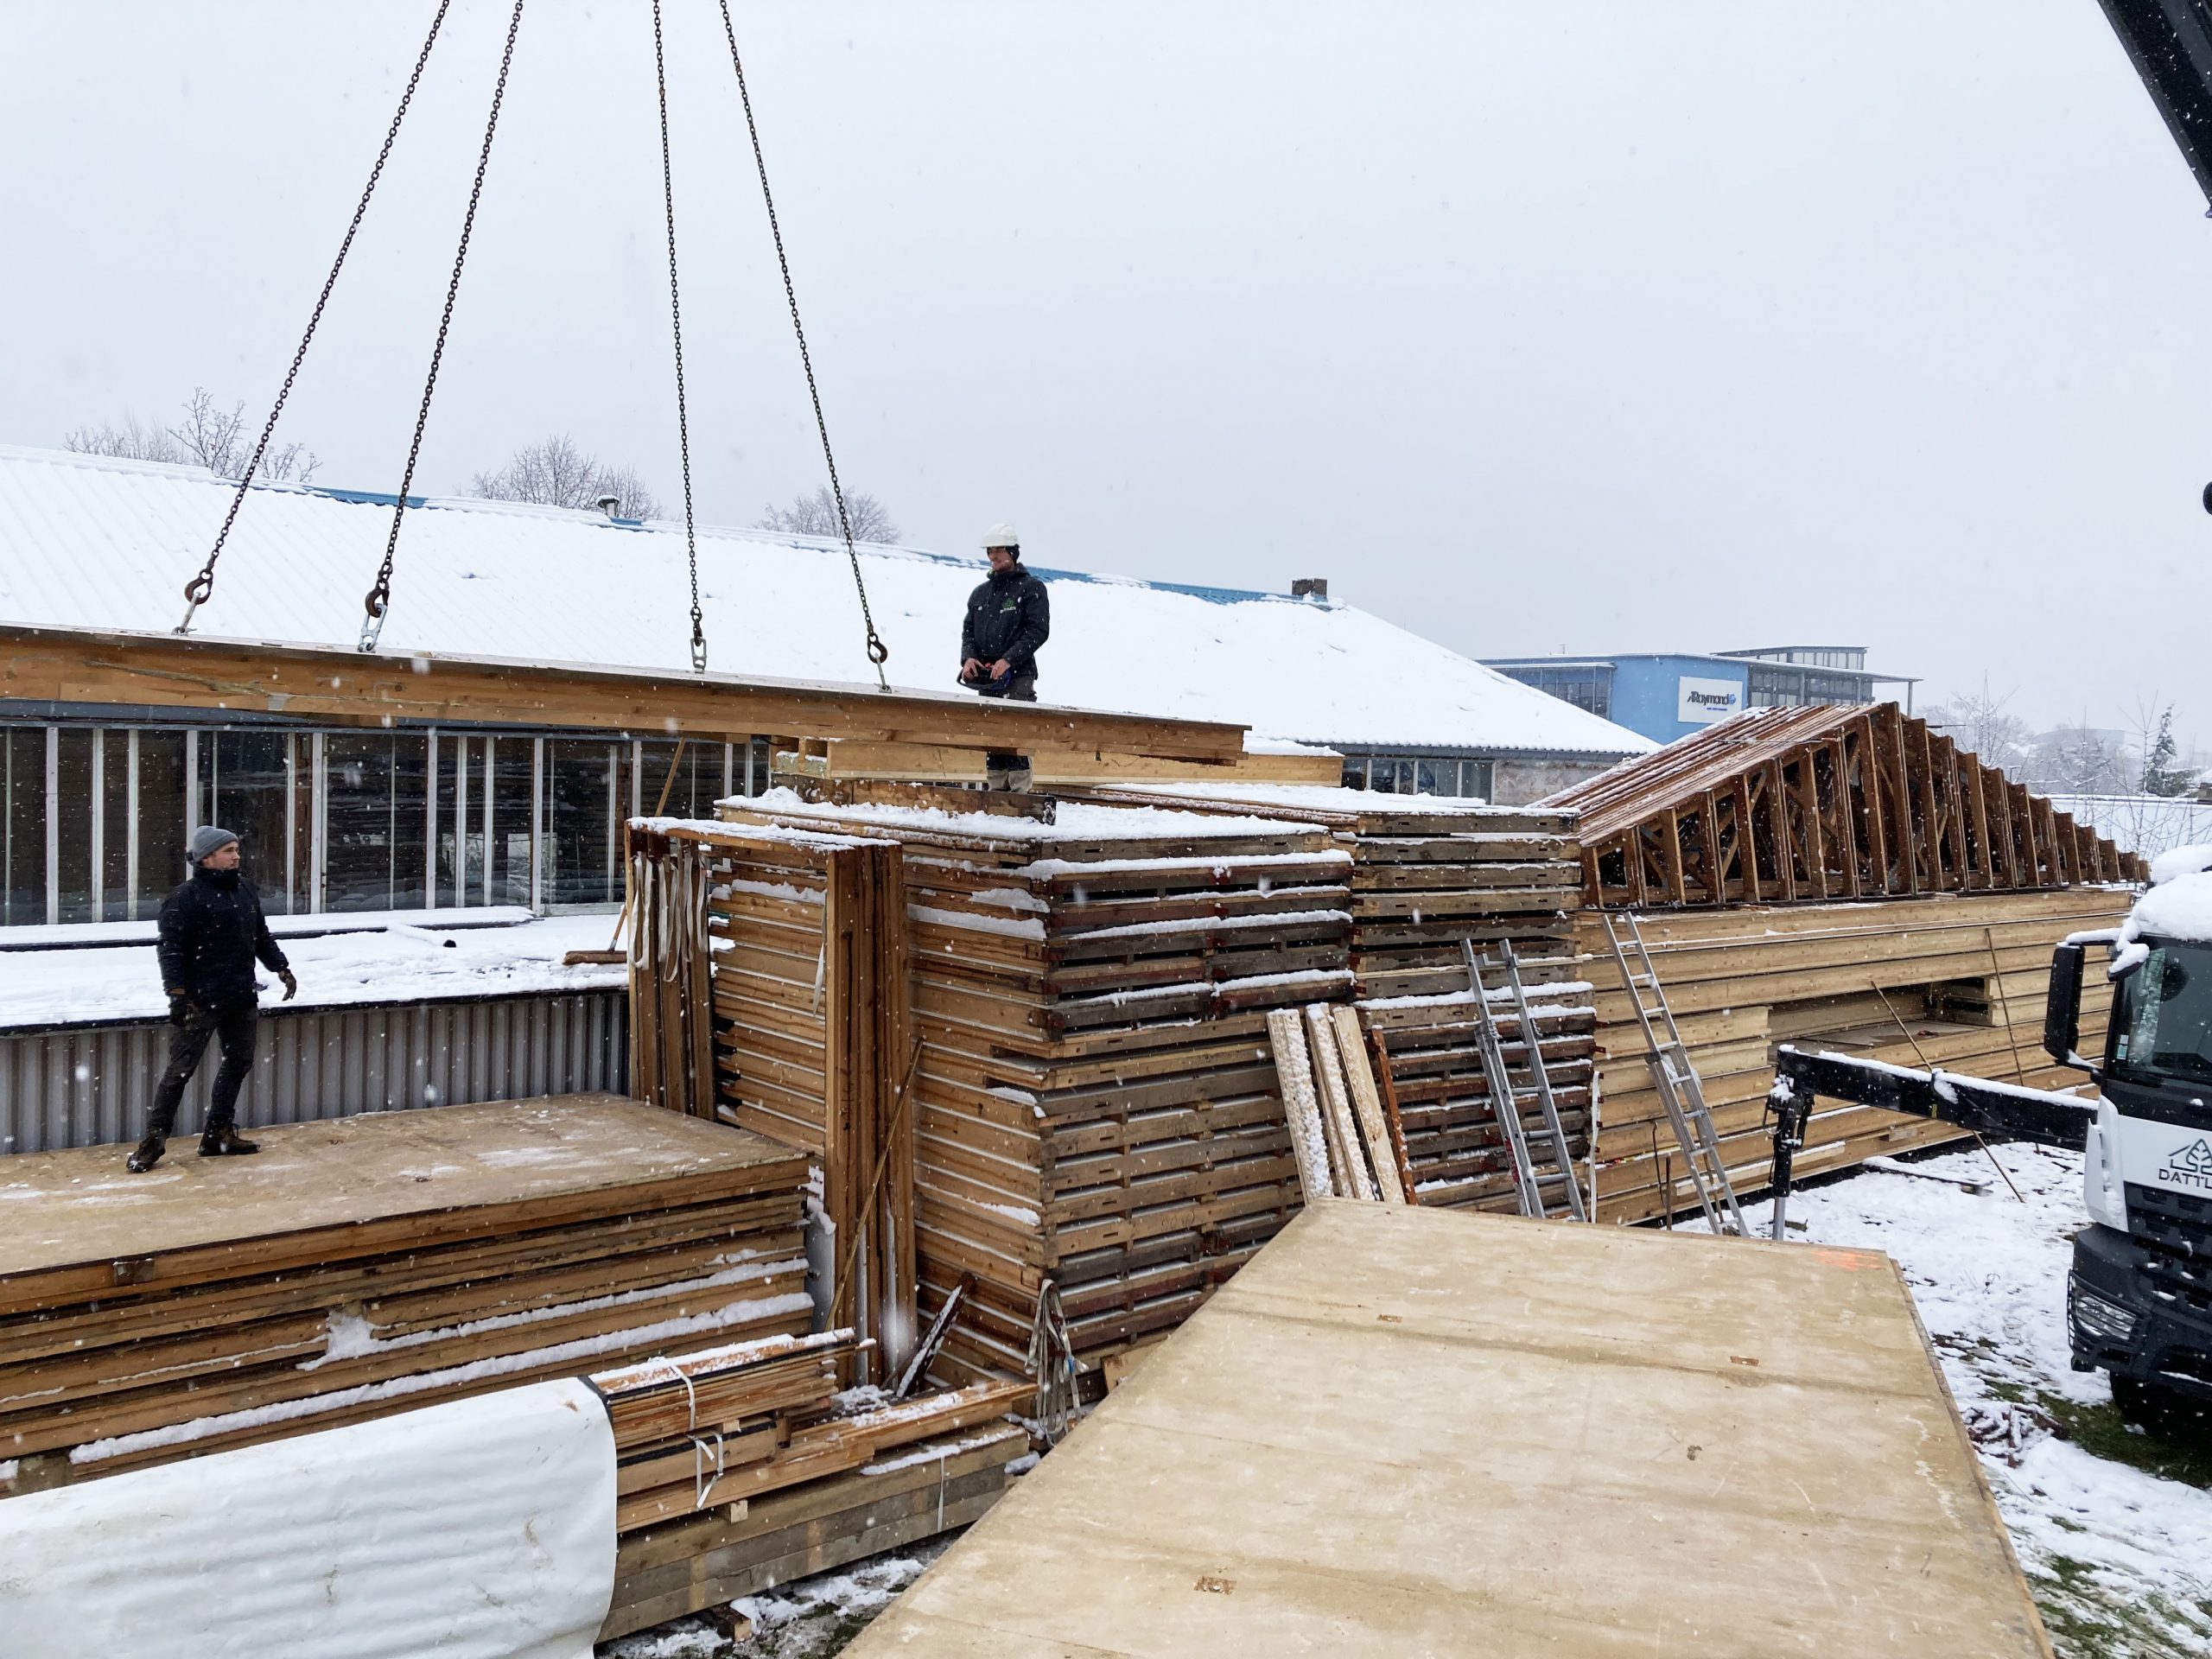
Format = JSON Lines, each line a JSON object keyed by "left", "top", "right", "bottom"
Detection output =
{"left": 1550, "top": 702, "right": 2145, "bottom": 909}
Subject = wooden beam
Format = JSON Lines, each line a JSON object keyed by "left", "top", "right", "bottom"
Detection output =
{"left": 1851, "top": 715, "right": 1889, "bottom": 893}
{"left": 1764, "top": 762, "right": 1796, "bottom": 904}
{"left": 776, "top": 740, "right": 1339, "bottom": 787}
{"left": 1733, "top": 773, "right": 1761, "bottom": 904}
{"left": 0, "top": 622, "right": 1246, "bottom": 762}
{"left": 1793, "top": 753, "right": 1828, "bottom": 900}
{"left": 1827, "top": 739, "right": 1860, "bottom": 899}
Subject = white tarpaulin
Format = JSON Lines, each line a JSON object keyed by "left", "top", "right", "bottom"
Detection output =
{"left": 0, "top": 1377, "right": 617, "bottom": 1659}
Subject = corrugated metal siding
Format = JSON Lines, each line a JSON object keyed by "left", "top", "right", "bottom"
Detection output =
{"left": 0, "top": 989, "right": 626, "bottom": 1154}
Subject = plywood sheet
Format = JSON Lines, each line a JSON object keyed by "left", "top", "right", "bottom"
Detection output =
{"left": 849, "top": 1201, "right": 2050, "bottom": 1658}
{"left": 0, "top": 1095, "right": 804, "bottom": 1289}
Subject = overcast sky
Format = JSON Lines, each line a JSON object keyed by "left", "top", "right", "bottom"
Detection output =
{"left": 4, "top": 3, "right": 2209, "bottom": 743}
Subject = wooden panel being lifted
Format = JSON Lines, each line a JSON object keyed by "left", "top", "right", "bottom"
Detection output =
{"left": 849, "top": 1202, "right": 2051, "bottom": 1659}
{"left": 0, "top": 622, "right": 1245, "bottom": 762}
{"left": 777, "top": 739, "right": 1341, "bottom": 786}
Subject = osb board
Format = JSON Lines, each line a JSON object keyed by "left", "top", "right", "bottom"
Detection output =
{"left": 0, "top": 1096, "right": 805, "bottom": 1289}
{"left": 849, "top": 1202, "right": 2050, "bottom": 1659}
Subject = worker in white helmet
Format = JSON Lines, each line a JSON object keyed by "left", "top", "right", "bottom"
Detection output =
{"left": 958, "top": 523, "right": 1052, "bottom": 791}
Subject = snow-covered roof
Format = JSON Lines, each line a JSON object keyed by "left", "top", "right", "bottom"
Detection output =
{"left": 0, "top": 445, "right": 1651, "bottom": 760}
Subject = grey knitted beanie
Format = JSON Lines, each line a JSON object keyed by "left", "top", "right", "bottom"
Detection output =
{"left": 188, "top": 824, "right": 240, "bottom": 864}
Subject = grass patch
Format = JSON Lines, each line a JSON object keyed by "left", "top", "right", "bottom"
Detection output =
{"left": 2040, "top": 1392, "right": 2212, "bottom": 1491}
{"left": 2031, "top": 1554, "right": 2212, "bottom": 1659}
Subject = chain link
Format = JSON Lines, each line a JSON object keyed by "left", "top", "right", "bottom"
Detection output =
{"left": 178, "top": 0, "right": 457, "bottom": 635}
{"left": 651, "top": 0, "right": 708, "bottom": 674}
{"left": 360, "top": 0, "right": 528, "bottom": 653}
{"left": 714, "top": 0, "right": 890, "bottom": 690}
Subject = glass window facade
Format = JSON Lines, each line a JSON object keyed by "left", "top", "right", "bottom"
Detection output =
{"left": 198, "top": 729, "right": 311, "bottom": 915}
{"left": 1338, "top": 754, "right": 1494, "bottom": 800}
{"left": 0, "top": 721, "right": 762, "bottom": 929}
{"left": 1745, "top": 665, "right": 1875, "bottom": 709}
{"left": 4, "top": 728, "right": 46, "bottom": 926}
{"left": 1497, "top": 664, "right": 1612, "bottom": 719}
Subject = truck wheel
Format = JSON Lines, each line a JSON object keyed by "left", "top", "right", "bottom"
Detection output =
{"left": 2111, "top": 1375, "right": 2210, "bottom": 1439}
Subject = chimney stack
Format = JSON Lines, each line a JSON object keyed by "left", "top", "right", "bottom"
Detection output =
{"left": 1292, "top": 578, "right": 1329, "bottom": 601}
{"left": 595, "top": 494, "right": 622, "bottom": 521}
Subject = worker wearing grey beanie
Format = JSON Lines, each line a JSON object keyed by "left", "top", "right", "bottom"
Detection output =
{"left": 129, "top": 825, "right": 298, "bottom": 1172}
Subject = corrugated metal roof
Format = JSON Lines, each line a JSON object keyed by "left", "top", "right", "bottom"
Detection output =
{"left": 0, "top": 444, "right": 1653, "bottom": 759}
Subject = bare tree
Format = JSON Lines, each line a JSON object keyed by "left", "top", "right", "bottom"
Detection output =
{"left": 65, "top": 387, "right": 319, "bottom": 482}
{"left": 758, "top": 483, "right": 900, "bottom": 544}
{"left": 1923, "top": 682, "right": 2031, "bottom": 767}
{"left": 469, "top": 435, "right": 663, "bottom": 520}
{"left": 2032, "top": 727, "right": 2130, "bottom": 797}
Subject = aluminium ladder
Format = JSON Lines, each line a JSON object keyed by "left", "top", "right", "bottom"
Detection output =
{"left": 1462, "top": 938, "right": 1587, "bottom": 1222}
{"left": 1602, "top": 912, "right": 1746, "bottom": 1236}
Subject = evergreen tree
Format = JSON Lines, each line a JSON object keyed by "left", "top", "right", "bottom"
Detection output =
{"left": 2140, "top": 707, "right": 2191, "bottom": 797}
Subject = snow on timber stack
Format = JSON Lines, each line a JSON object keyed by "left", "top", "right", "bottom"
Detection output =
{"left": 709, "top": 790, "right": 1356, "bottom": 1383}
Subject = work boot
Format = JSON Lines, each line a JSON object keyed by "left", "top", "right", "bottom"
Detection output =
{"left": 198, "top": 1124, "right": 260, "bottom": 1158}
{"left": 125, "top": 1135, "right": 166, "bottom": 1173}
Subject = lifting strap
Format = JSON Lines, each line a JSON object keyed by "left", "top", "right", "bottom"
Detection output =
{"left": 359, "top": 0, "right": 529, "bottom": 654}
{"left": 714, "top": 0, "right": 892, "bottom": 690}
{"left": 175, "top": 0, "right": 458, "bottom": 636}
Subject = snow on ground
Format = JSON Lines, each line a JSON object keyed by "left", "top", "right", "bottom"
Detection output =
{"left": 1715, "top": 1144, "right": 2212, "bottom": 1657}
{"left": 0, "top": 913, "right": 624, "bottom": 1028}
{"left": 599, "top": 1539, "right": 951, "bottom": 1659}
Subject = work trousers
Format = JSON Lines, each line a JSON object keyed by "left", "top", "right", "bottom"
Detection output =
{"left": 975, "top": 671, "right": 1038, "bottom": 771}
{"left": 146, "top": 998, "right": 259, "bottom": 1141}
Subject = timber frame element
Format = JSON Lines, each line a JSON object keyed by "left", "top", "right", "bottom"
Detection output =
{"left": 1547, "top": 702, "right": 2145, "bottom": 909}
{"left": 0, "top": 622, "right": 1245, "bottom": 766}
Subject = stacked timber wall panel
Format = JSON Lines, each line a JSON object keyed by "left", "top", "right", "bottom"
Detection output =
{"left": 1580, "top": 888, "right": 2130, "bottom": 1223}
{"left": 0, "top": 1096, "right": 814, "bottom": 1490}
{"left": 717, "top": 793, "right": 1357, "bottom": 1382}
{"left": 630, "top": 821, "right": 916, "bottom": 1380}
{"left": 1082, "top": 785, "right": 1598, "bottom": 1217}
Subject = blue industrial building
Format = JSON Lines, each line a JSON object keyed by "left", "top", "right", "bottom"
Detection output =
{"left": 1480, "top": 647, "right": 1916, "bottom": 747}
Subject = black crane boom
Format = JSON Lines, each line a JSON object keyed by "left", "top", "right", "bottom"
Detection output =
{"left": 2097, "top": 0, "right": 2212, "bottom": 209}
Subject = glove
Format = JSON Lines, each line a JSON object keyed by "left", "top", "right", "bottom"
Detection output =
{"left": 279, "top": 969, "right": 298, "bottom": 1001}
{"left": 167, "top": 992, "right": 190, "bottom": 1027}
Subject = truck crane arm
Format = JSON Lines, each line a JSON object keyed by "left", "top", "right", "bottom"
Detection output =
{"left": 2095, "top": 0, "right": 2212, "bottom": 211}
{"left": 1770, "top": 1046, "right": 2097, "bottom": 1152}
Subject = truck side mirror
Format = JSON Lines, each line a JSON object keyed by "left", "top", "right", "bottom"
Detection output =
{"left": 2044, "top": 942, "right": 2086, "bottom": 1069}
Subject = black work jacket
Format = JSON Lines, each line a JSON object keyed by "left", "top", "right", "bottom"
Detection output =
{"left": 156, "top": 868, "right": 289, "bottom": 1007}
{"left": 960, "top": 563, "right": 1051, "bottom": 678}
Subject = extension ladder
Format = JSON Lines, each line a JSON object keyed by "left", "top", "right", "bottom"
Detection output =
{"left": 1463, "top": 938, "right": 1587, "bottom": 1222}
{"left": 1602, "top": 912, "right": 1745, "bottom": 1236}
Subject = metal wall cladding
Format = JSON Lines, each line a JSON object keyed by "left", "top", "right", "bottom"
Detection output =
{"left": 0, "top": 989, "right": 627, "bottom": 1154}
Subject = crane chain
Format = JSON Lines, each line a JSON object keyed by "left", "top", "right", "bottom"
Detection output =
{"left": 360, "top": 0, "right": 527, "bottom": 653}
{"left": 177, "top": 0, "right": 458, "bottom": 635}
{"left": 714, "top": 0, "right": 890, "bottom": 690}
{"left": 651, "top": 0, "right": 707, "bottom": 673}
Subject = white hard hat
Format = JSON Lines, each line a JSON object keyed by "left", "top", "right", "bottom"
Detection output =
{"left": 982, "top": 523, "right": 1020, "bottom": 550}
